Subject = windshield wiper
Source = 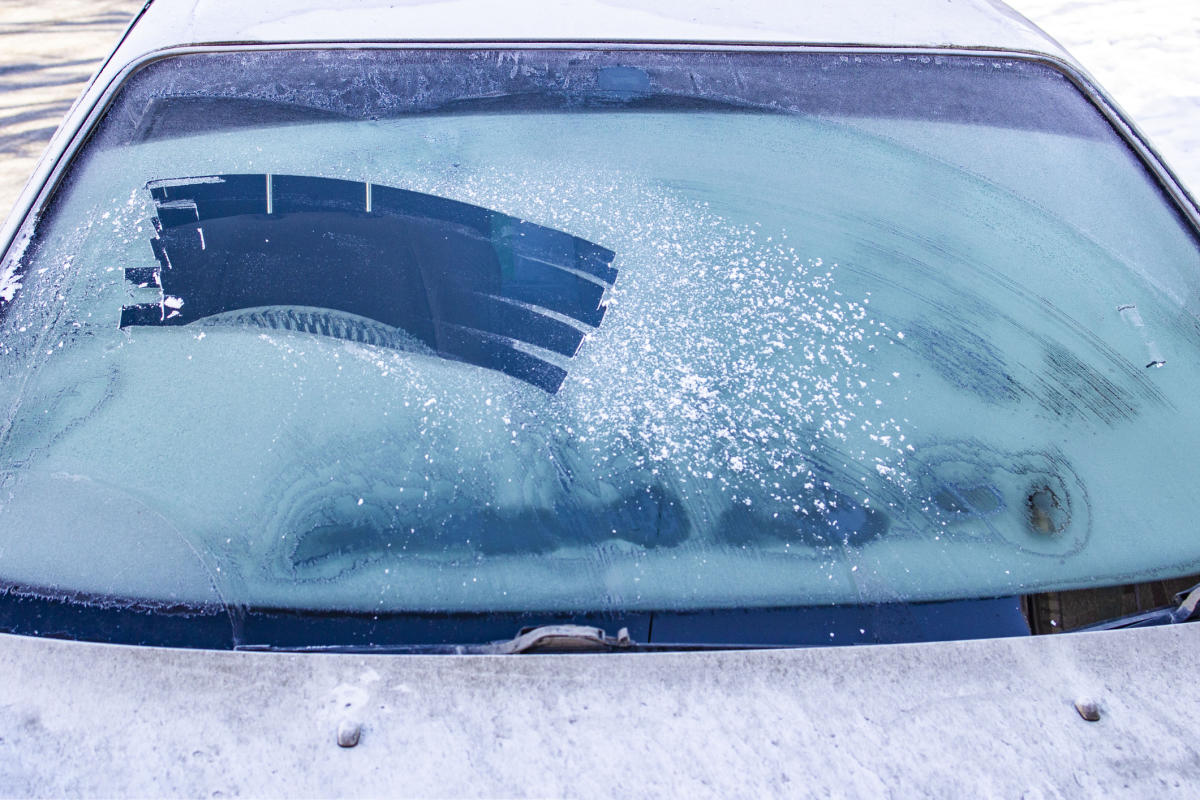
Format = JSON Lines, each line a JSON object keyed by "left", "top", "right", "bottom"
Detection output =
{"left": 485, "top": 624, "right": 633, "bottom": 654}
{"left": 1078, "top": 581, "right": 1200, "bottom": 632}
{"left": 235, "top": 624, "right": 632, "bottom": 655}
{"left": 236, "top": 624, "right": 632, "bottom": 654}
{"left": 234, "top": 624, "right": 779, "bottom": 655}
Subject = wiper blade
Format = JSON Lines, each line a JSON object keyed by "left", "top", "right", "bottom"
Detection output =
{"left": 1079, "top": 581, "right": 1200, "bottom": 632}
{"left": 236, "top": 624, "right": 632, "bottom": 655}
{"left": 234, "top": 624, "right": 782, "bottom": 655}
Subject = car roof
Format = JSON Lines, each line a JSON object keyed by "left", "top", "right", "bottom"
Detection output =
{"left": 115, "top": 0, "right": 1073, "bottom": 61}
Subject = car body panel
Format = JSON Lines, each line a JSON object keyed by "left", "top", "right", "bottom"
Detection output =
{"left": 110, "top": 0, "right": 1070, "bottom": 55}
{"left": 2, "top": 623, "right": 1198, "bottom": 795}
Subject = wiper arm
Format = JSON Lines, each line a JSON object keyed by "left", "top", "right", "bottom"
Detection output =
{"left": 485, "top": 624, "right": 633, "bottom": 654}
{"left": 234, "top": 624, "right": 782, "bottom": 655}
{"left": 236, "top": 625, "right": 635, "bottom": 655}
{"left": 1079, "top": 581, "right": 1200, "bottom": 632}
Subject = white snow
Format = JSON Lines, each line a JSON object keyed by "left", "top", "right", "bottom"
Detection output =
{"left": 1006, "top": 0, "right": 1200, "bottom": 193}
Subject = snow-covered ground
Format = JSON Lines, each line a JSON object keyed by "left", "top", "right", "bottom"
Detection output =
{"left": 1006, "top": 0, "right": 1200, "bottom": 193}
{"left": 0, "top": 0, "right": 138, "bottom": 219}
{"left": 0, "top": 1, "right": 1197, "bottom": 214}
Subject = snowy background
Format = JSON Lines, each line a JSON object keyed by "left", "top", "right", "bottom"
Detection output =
{"left": 1007, "top": 0, "right": 1200, "bottom": 195}
{"left": 0, "top": 0, "right": 1198, "bottom": 215}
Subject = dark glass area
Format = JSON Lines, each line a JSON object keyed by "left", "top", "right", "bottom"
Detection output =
{"left": 120, "top": 174, "right": 616, "bottom": 392}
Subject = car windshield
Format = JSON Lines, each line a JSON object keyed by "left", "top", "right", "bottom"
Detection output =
{"left": 2, "top": 48, "right": 1200, "bottom": 649}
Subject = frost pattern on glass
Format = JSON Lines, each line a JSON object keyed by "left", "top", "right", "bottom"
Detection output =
{"left": 1, "top": 50, "right": 1200, "bottom": 623}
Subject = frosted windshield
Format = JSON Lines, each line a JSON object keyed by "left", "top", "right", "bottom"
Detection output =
{"left": 2, "top": 50, "right": 1200, "bottom": 626}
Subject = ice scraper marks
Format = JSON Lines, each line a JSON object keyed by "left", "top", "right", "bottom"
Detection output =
{"left": 904, "top": 320, "right": 1022, "bottom": 404}
{"left": 119, "top": 174, "right": 617, "bottom": 392}
{"left": 1036, "top": 342, "right": 1140, "bottom": 425}
{"left": 903, "top": 317, "right": 1160, "bottom": 425}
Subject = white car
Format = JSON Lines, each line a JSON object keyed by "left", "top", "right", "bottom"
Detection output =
{"left": 2, "top": 0, "right": 1200, "bottom": 794}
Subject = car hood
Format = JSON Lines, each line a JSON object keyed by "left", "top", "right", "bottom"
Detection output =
{"left": 1, "top": 623, "right": 1198, "bottom": 795}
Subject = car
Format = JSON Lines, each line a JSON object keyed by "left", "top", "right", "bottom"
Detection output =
{"left": 2, "top": 0, "right": 1200, "bottom": 794}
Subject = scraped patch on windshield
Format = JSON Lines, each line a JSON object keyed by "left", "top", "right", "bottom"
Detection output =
{"left": 119, "top": 174, "right": 617, "bottom": 392}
